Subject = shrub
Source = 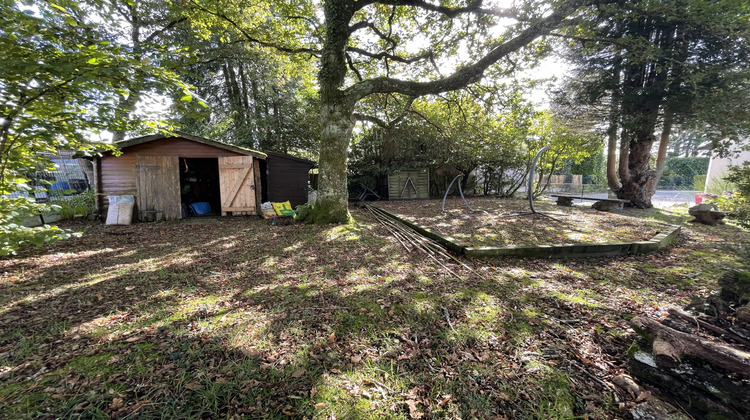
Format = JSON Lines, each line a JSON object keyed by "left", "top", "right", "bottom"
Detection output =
{"left": 0, "top": 196, "right": 79, "bottom": 256}
{"left": 665, "top": 157, "right": 709, "bottom": 181}
{"left": 50, "top": 189, "right": 95, "bottom": 219}
{"left": 693, "top": 174, "right": 707, "bottom": 191}
{"left": 294, "top": 203, "right": 314, "bottom": 223}
{"left": 708, "top": 163, "right": 750, "bottom": 228}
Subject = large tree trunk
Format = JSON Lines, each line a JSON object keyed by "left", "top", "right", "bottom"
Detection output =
{"left": 308, "top": 0, "right": 355, "bottom": 224}
{"left": 618, "top": 135, "right": 657, "bottom": 208}
{"left": 311, "top": 101, "right": 354, "bottom": 223}
{"left": 646, "top": 110, "right": 673, "bottom": 195}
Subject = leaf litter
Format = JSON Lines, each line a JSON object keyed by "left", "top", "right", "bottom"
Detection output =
{"left": 0, "top": 201, "right": 747, "bottom": 418}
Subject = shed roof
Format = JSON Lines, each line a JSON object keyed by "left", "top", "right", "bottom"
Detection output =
{"left": 264, "top": 151, "right": 316, "bottom": 167}
{"left": 115, "top": 132, "right": 266, "bottom": 159}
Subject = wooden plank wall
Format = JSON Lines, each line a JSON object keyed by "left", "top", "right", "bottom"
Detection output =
{"left": 267, "top": 156, "right": 314, "bottom": 207}
{"left": 388, "top": 169, "right": 430, "bottom": 200}
{"left": 136, "top": 156, "right": 181, "bottom": 219}
{"left": 98, "top": 138, "right": 246, "bottom": 215}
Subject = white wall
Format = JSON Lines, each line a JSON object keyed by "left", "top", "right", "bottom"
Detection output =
{"left": 705, "top": 148, "right": 750, "bottom": 192}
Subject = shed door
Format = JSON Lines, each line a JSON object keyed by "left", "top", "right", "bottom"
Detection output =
{"left": 136, "top": 156, "right": 181, "bottom": 219}
{"left": 219, "top": 156, "right": 257, "bottom": 215}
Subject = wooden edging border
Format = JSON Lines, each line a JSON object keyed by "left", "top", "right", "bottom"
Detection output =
{"left": 370, "top": 206, "right": 681, "bottom": 259}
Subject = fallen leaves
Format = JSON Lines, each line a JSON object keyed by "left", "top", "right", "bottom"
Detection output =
{"left": 0, "top": 206, "right": 746, "bottom": 419}
{"left": 405, "top": 399, "right": 424, "bottom": 419}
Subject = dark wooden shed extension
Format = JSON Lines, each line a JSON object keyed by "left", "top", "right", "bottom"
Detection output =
{"left": 262, "top": 151, "right": 316, "bottom": 208}
{"left": 94, "top": 132, "right": 266, "bottom": 220}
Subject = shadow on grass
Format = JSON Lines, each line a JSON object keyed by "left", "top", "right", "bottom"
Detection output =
{"left": 0, "top": 206, "right": 747, "bottom": 419}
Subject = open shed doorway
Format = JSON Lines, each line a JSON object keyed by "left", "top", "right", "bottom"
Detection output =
{"left": 180, "top": 158, "right": 221, "bottom": 217}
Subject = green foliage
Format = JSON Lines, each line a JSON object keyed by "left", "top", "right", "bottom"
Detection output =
{"left": 664, "top": 157, "right": 709, "bottom": 181}
{"left": 50, "top": 190, "right": 96, "bottom": 220}
{"left": 173, "top": 42, "right": 320, "bottom": 153}
{"left": 1, "top": 1, "right": 192, "bottom": 250}
{"left": 694, "top": 174, "right": 707, "bottom": 191}
{"left": 349, "top": 89, "right": 601, "bottom": 199}
{"left": 0, "top": 196, "right": 79, "bottom": 256}
{"left": 712, "top": 162, "right": 750, "bottom": 228}
{"left": 294, "top": 203, "right": 314, "bottom": 223}
{"left": 556, "top": 0, "right": 750, "bottom": 204}
{"left": 668, "top": 132, "right": 709, "bottom": 158}
{"left": 563, "top": 151, "right": 605, "bottom": 180}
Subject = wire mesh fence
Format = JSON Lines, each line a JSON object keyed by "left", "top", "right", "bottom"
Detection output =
{"left": 5, "top": 151, "right": 90, "bottom": 202}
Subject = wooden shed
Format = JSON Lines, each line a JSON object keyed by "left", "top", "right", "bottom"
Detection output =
{"left": 388, "top": 168, "right": 430, "bottom": 200}
{"left": 261, "top": 151, "right": 316, "bottom": 208}
{"left": 93, "top": 132, "right": 266, "bottom": 220}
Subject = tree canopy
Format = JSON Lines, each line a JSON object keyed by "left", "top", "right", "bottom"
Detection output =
{"left": 0, "top": 0, "right": 190, "bottom": 253}
{"left": 186, "top": 0, "right": 594, "bottom": 222}
{"left": 554, "top": 0, "right": 750, "bottom": 207}
{"left": 5, "top": 0, "right": 750, "bottom": 236}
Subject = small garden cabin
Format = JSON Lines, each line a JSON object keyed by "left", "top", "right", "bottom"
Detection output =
{"left": 262, "top": 151, "right": 316, "bottom": 208}
{"left": 94, "top": 132, "right": 266, "bottom": 220}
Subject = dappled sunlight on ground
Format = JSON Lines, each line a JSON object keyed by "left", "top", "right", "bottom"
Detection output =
{"left": 0, "top": 203, "right": 747, "bottom": 418}
{"left": 377, "top": 197, "right": 668, "bottom": 247}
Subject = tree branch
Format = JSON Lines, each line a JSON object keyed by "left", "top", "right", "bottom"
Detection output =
{"left": 349, "top": 21, "right": 398, "bottom": 49}
{"left": 188, "top": 0, "right": 320, "bottom": 56}
{"left": 374, "top": 0, "right": 516, "bottom": 19}
{"left": 346, "top": 52, "right": 364, "bottom": 82}
{"left": 353, "top": 113, "right": 390, "bottom": 128}
{"left": 345, "top": 0, "right": 586, "bottom": 101}
{"left": 352, "top": 95, "right": 416, "bottom": 127}
{"left": 142, "top": 17, "right": 189, "bottom": 45}
{"left": 347, "top": 46, "right": 432, "bottom": 64}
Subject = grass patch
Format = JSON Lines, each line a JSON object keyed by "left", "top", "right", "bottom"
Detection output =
{"left": 0, "top": 202, "right": 746, "bottom": 418}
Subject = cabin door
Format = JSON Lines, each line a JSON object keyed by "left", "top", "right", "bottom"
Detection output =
{"left": 136, "top": 155, "right": 181, "bottom": 219}
{"left": 218, "top": 156, "right": 258, "bottom": 215}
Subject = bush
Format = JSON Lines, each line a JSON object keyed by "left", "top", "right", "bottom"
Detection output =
{"left": 721, "top": 163, "right": 750, "bottom": 228}
{"left": 707, "top": 163, "right": 750, "bottom": 228}
{"left": 50, "top": 189, "right": 95, "bottom": 219}
{"left": 693, "top": 174, "right": 707, "bottom": 191}
{"left": 294, "top": 203, "right": 314, "bottom": 223}
{"left": 0, "top": 196, "right": 79, "bottom": 256}
{"left": 665, "top": 157, "right": 709, "bottom": 181}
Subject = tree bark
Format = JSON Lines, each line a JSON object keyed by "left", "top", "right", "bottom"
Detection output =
{"left": 646, "top": 109, "right": 673, "bottom": 196}
{"left": 617, "top": 136, "right": 657, "bottom": 208}
{"left": 308, "top": 0, "right": 357, "bottom": 223}
{"left": 631, "top": 316, "right": 750, "bottom": 377}
{"left": 606, "top": 57, "right": 622, "bottom": 193}
{"left": 629, "top": 352, "right": 748, "bottom": 419}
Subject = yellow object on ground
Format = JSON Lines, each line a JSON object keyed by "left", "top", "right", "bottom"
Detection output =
{"left": 272, "top": 201, "right": 295, "bottom": 216}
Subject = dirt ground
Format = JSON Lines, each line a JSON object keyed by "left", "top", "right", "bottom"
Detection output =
{"left": 1, "top": 200, "right": 748, "bottom": 418}
{"left": 375, "top": 197, "right": 669, "bottom": 247}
